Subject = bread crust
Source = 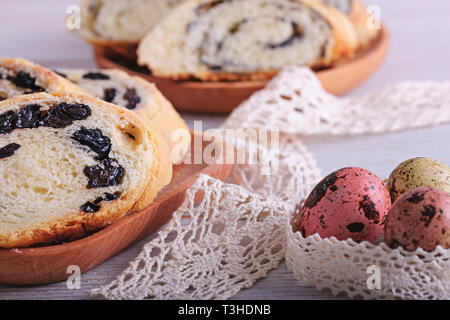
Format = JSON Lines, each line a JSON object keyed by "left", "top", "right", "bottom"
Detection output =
{"left": 0, "top": 58, "right": 88, "bottom": 97}
{"left": 105, "top": 69, "right": 191, "bottom": 164}
{"left": 0, "top": 92, "right": 172, "bottom": 248}
{"left": 348, "top": 0, "right": 380, "bottom": 48}
{"left": 131, "top": 124, "right": 173, "bottom": 212}
{"left": 300, "top": 0, "right": 358, "bottom": 63}
{"left": 134, "top": 80, "right": 191, "bottom": 165}
{"left": 138, "top": 0, "right": 358, "bottom": 82}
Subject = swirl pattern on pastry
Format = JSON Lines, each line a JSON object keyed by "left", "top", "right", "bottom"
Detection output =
{"left": 138, "top": 0, "right": 358, "bottom": 81}
{"left": 79, "top": 0, "right": 185, "bottom": 43}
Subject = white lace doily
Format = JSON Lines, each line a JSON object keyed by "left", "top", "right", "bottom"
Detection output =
{"left": 223, "top": 66, "right": 450, "bottom": 135}
{"left": 220, "top": 131, "right": 321, "bottom": 208}
{"left": 93, "top": 64, "right": 450, "bottom": 300}
{"left": 91, "top": 175, "right": 290, "bottom": 300}
{"left": 285, "top": 216, "right": 450, "bottom": 300}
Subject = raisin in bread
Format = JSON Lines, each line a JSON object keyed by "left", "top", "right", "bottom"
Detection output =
{"left": 0, "top": 92, "right": 172, "bottom": 248}
{"left": 0, "top": 58, "right": 86, "bottom": 100}
{"left": 320, "top": 0, "right": 379, "bottom": 48}
{"left": 55, "top": 69, "right": 190, "bottom": 164}
{"left": 137, "top": 0, "right": 358, "bottom": 81}
{"left": 79, "top": 0, "right": 184, "bottom": 44}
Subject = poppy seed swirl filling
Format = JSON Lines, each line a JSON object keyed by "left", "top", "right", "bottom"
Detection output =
{"left": 187, "top": 0, "right": 335, "bottom": 73}
{"left": 0, "top": 102, "right": 124, "bottom": 214}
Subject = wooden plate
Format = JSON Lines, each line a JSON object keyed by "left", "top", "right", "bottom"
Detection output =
{"left": 93, "top": 28, "right": 390, "bottom": 113}
{"left": 0, "top": 132, "right": 233, "bottom": 285}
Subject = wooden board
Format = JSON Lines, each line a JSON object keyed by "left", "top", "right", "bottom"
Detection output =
{"left": 0, "top": 132, "right": 233, "bottom": 285}
{"left": 93, "top": 28, "right": 390, "bottom": 114}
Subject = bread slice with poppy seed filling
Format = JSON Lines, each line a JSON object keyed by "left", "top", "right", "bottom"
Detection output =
{"left": 0, "top": 92, "right": 172, "bottom": 248}
{"left": 78, "top": 0, "right": 185, "bottom": 44}
{"left": 137, "top": 0, "right": 358, "bottom": 81}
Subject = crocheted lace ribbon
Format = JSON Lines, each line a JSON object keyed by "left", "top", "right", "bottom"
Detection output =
{"left": 91, "top": 175, "right": 290, "bottom": 299}
{"left": 223, "top": 66, "right": 450, "bottom": 135}
{"left": 286, "top": 219, "right": 450, "bottom": 299}
{"left": 92, "top": 65, "right": 450, "bottom": 300}
{"left": 91, "top": 135, "right": 320, "bottom": 299}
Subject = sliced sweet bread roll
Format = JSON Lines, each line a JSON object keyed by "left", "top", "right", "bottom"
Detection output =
{"left": 0, "top": 92, "right": 172, "bottom": 248}
{"left": 320, "top": 0, "right": 379, "bottom": 48}
{"left": 137, "top": 0, "right": 358, "bottom": 81}
{"left": 0, "top": 57, "right": 86, "bottom": 100}
{"left": 79, "top": 0, "right": 184, "bottom": 44}
{"left": 56, "top": 68, "right": 191, "bottom": 164}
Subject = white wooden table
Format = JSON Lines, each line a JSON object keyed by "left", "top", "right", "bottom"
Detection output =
{"left": 1, "top": 0, "right": 449, "bottom": 300}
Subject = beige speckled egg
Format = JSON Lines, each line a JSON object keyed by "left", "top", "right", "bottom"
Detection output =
{"left": 387, "top": 157, "right": 450, "bottom": 202}
{"left": 384, "top": 187, "right": 450, "bottom": 252}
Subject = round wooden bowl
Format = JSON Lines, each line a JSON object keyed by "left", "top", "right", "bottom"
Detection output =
{"left": 93, "top": 27, "right": 390, "bottom": 113}
{"left": 0, "top": 132, "right": 233, "bottom": 285}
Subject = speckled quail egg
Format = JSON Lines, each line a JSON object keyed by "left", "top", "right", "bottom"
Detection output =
{"left": 387, "top": 157, "right": 450, "bottom": 202}
{"left": 292, "top": 167, "right": 391, "bottom": 243}
{"left": 384, "top": 187, "right": 450, "bottom": 252}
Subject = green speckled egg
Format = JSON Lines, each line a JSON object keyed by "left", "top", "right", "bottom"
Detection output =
{"left": 387, "top": 157, "right": 450, "bottom": 202}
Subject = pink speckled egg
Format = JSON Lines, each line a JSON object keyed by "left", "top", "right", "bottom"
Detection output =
{"left": 384, "top": 187, "right": 450, "bottom": 252}
{"left": 293, "top": 167, "right": 391, "bottom": 242}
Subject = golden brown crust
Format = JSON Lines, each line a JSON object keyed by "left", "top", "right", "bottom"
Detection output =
{"left": 131, "top": 125, "right": 173, "bottom": 212}
{"left": 349, "top": 0, "right": 380, "bottom": 48}
{"left": 138, "top": 89, "right": 191, "bottom": 164}
{"left": 302, "top": 0, "right": 358, "bottom": 62}
{"left": 116, "top": 70, "right": 191, "bottom": 164}
{"left": 164, "top": 70, "right": 280, "bottom": 82}
{"left": 0, "top": 92, "right": 172, "bottom": 248}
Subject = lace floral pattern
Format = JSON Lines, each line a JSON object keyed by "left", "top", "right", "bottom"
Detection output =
{"left": 93, "top": 65, "right": 450, "bottom": 300}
